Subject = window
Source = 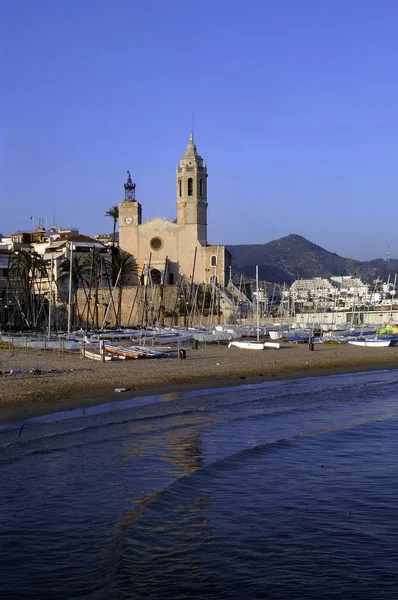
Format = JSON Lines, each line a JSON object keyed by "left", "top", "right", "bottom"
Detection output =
{"left": 188, "top": 177, "right": 193, "bottom": 196}
{"left": 199, "top": 178, "right": 203, "bottom": 196}
{"left": 151, "top": 269, "right": 162, "bottom": 284}
{"left": 150, "top": 237, "right": 163, "bottom": 251}
{"left": 211, "top": 255, "right": 217, "bottom": 267}
{"left": 168, "top": 273, "right": 174, "bottom": 285}
{"left": 178, "top": 179, "right": 182, "bottom": 197}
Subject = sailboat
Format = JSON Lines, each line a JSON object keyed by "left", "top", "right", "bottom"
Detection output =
{"left": 228, "top": 340, "right": 280, "bottom": 350}
{"left": 348, "top": 339, "right": 392, "bottom": 347}
{"left": 228, "top": 266, "right": 280, "bottom": 350}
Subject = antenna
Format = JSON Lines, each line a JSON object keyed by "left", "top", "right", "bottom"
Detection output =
{"left": 385, "top": 245, "right": 391, "bottom": 262}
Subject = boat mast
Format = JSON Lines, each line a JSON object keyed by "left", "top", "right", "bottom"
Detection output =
{"left": 187, "top": 247, "right": 197, "bottom": 328}
{"left": 256, "top": 265, "right": 259, "bottom": 342}
{"left": 47, "top": 253, "right": 53, "bottom": 339}
{"left": 391, "top": 273, "right": 397, "bottom": 321}
{"left": 67, "top": 241, "right": 74, "bottom": 339}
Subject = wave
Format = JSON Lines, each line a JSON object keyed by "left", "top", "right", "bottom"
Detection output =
{"left": 2, "top": 368, "right": 396, "bottom": 432}
{"left": 1, "top": 369, "right": 398, "bottom": 466}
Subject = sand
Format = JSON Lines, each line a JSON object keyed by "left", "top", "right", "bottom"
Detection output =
{"left": 1, "top": 342, "right": 398, "bottom": 423}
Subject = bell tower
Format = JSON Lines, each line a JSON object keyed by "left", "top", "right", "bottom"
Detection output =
{"left": 176, "top": 133, "right": 208, "bottom": 245}
{"left": 124, "top": 170, "right": 136, "bottom": 201}
{"left": 118, "top": 171, "right": 141, "bottom": 257}
{"left": 119, "top": 171, "right": 142, "bottom": 225}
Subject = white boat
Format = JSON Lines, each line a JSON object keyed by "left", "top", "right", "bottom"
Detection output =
{"left": 228, "top": 341, "right": 280, "bottom": 350}
{"left": 82, "top": 348, "right": 125, "bottom": 361}
{"left": 128, "top": 345, "right": 173, "bottom": 357}
{"left": 263, "top": 342, "right": 281, "bottom": 349}
{"left": 193, "top": 331, "right": 234, "bottom": 343}
{"left": 153, "top": 333, "right": 194, "bottom": 344}
{"left": 348, "top": 339, "right": 391, "bottom": 347}
{"left": 269, "top": 330, "right": 283, "bottom": 340}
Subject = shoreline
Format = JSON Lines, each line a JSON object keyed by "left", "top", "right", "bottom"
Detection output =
{"left": 1, "top": 344, "right": 398, "bottom": 424}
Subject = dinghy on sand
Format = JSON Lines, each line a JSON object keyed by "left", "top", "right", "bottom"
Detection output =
{"left": 228, "top": 341, "right": 280, "bottom": 350}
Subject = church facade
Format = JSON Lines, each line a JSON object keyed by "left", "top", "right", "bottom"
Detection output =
{"left": 118, "top": 134, "right": 231, "bottom": 287}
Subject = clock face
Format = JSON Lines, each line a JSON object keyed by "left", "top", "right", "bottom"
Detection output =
{"left": 125, "top": 216, "right": 133, "bottom": 225}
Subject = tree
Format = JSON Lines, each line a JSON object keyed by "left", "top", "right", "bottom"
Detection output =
{"left": 57, "top": 254, "right": 90, "bottom": 328}
{"left": 104, "top": 248, "right": 138, "bottom": 326}
{"left": 105, "top": 206, "right": 120, "bottom": 285}
{"left": 8, "top": 250, "right": 48, "bottom": 330}
{"left": 83, "top": 249, "right": 108, "bottom": 329}
{"left": 105, "top": 205, "right": 119, "bottom": 248}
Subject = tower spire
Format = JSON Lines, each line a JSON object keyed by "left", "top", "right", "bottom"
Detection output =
{"left": 124, "top": 170, "right": 136, "bottom": 201}
{"left": 183, "top": 132, "right": 200, "bottom": 159}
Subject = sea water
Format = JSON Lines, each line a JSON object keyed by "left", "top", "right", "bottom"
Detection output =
{"left": 1, "top": 370, "right": 398, "bottom": 599}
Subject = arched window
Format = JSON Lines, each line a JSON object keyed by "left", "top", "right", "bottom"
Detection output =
{"left": 168, "top": 273, "right": 174, "bottom": 285}
{"left": 151, "top": 269, "right": 162, "bottom": 285}
{"left": 178, "top": 179, "right": 182, "bottom": 197}
{"left": 210, "top": 275, "right": 218, "bottom": 285}
{"left": 199, "top": 178, "right": 203, "bottom": 196}
{"left": 187, "top": 177, "right": 193, "bottom": 196}
{"left": 211, "top": 255, "right": 217, "bottom": 267}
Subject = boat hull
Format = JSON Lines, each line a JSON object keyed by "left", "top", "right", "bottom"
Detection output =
{"left": 83, "top": 349, "right": 112, "bottom": 361}
{"left": 105, "top": 345, "right": 164, "bottom": 359}
{"left": 105, "top": 346, "right": 147, "bottom": 359}
{"left": 348, "top": 340, "right": 391, "bottom": 347}
{"left": 228, "top": 341, "right": 280, "bottom": 350}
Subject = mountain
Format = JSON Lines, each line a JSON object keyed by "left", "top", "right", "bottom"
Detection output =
{"left": 228, "top": 234, "right": 398, "bottom": 284}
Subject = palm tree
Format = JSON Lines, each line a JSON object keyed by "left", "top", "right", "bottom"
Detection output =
{"left": 105, "top": 205, "right": 119, "bottom": 248}
{"left": 104, "top": 248, "right": 138, "bottom": 327}
{"left": 8, "top": 250, "right": 48, "bottom": 330}
{"left": 105, "top": 205, "right": 120, "bottom": 286}
{"left": 83, "top": 249, "right": 108, "bottom": 329}
{"left": 57, "top": 254, "right": 90, "bottom": 328}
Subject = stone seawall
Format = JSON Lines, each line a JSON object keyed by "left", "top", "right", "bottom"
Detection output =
{"left": 75, "top": 284, "right": 235, "bottom": 328}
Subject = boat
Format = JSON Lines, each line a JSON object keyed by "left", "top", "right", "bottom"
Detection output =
{"left": 153, "top": 332, "right": 194, "bottom": 344}
{"left": 82, "top": 348, "right": 125, "bottom": 361}
{"left": 263, "top": 342, "right": 281, "bottom": 349}
{"left": 104, "top": 344, "right": 170, "bottom": 359}
{"left": 228, "top": 267, "right": 281, "bottom": 351}
{"left": 269, "top": 329, "right": 284, "bottom": 340}
{"left": 129, "top": 345, "right": 172, "bottom": 358}
{"left": 228, "top": 341, "right": 280, "bottom": 350}
{"left": 377, "top": 323, "right": 398, "bottom": 335}
{"left": 105, "top": 345, "right": 153, "bottom": 359}
{"left": 348, "top": 339, "right": 391, "bottom": 347}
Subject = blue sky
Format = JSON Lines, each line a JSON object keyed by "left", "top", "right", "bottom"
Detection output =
{"left": 1, "top": 0, "right": 397, "bottom": 260}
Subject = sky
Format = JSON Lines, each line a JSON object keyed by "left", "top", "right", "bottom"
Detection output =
{"left": 1, "top": 0, "right": 398, "bottom": 261}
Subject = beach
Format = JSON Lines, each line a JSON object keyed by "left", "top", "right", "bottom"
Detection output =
{"left": 1, "top": 342, "right": 398, "bottom": 423}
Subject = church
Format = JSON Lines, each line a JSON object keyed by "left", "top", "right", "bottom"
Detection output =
{"left": 118, "top": 133, "right": 231, "bottom": 287}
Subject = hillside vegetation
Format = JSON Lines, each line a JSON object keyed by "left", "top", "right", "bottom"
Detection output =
{"left": 228, "top": 234, "right": 398, "bottom": 284}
